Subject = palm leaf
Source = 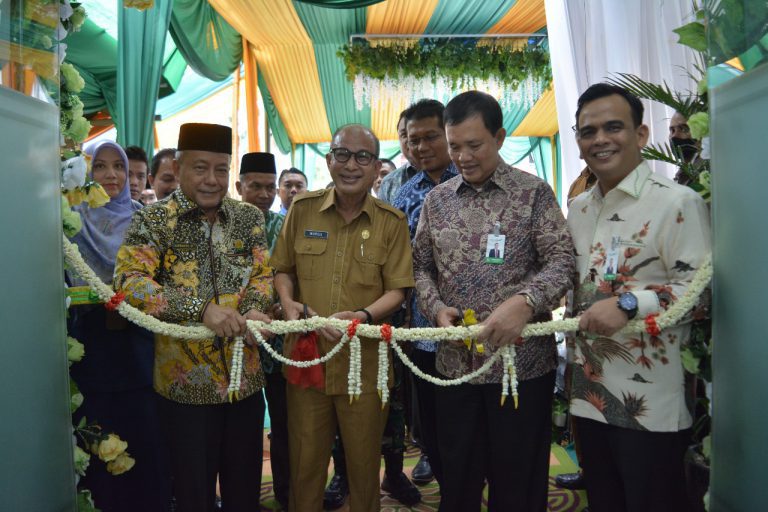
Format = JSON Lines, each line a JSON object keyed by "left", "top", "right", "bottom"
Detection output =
{"left": 606, "top": 73, "right": 706, "bottom": 118}
{"left": 642, "top": 142, "right": 684, "bottom": 166}
{"left": 591, "top": 337, "right": 635, "bottom": 365}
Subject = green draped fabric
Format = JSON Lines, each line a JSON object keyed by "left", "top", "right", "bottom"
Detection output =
{"left": 295, "top": 0, "right": 384, "bottom": 8}
{"left": 65, "top": 17, "right": 184, "bottom": 120}
{"left": 116, "top": 0, "right": 173, "bottom": 156}
{"left": 529, "top": 134, "right": 562, "bottom": 204}
{"left": 293, "top": 2, "right": 370, "bottom": 133}
{"left": 169, "top": 0, "right": 242, "bottom": 81}
{"left": 500, "top": 137, "right": 538, "bottom": 167}
{"left": 425, "top": 0, "right": 517, "bottom": 34}
{"left": 64, "top": 19, "right": 117, "bottom": 115}
{"left": 259, "top": 71, "right": 292, "bottom": 154}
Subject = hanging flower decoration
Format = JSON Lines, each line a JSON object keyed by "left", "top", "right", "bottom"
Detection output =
{"left": 377, "top": 324, "right": 392, "bottom": 405}
{"left": 338, "top": 38, "right": 551, "bottom": 111}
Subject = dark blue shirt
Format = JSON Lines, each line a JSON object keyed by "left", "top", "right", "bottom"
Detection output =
{"left": 392, "top": 164, "right": 458, "bottom": 350}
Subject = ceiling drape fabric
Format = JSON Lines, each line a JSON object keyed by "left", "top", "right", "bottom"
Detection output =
{"left": 169, "top": 0, "right": 242, "bottom": 81}
{"left": 116, "top": 0, "right": 173, "bottom": 157}
{"left": 293, "top": 2, "right": 371, "bottom": 134}
{"left": 209, "top": 0, "right": 331, "bottom": 143}
{"left": 242, "top": 40, "right": 260, "bottom": 152}
{"left": 295, "top": 0, "right": 384, "bottom": 8}
{"left": 424, "top": 0, "right": 518, "bottom": 34}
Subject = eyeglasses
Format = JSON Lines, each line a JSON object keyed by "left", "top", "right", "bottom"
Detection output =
{"left": 329, "top": 147, "right": 377, "bottom": 166}
{"left": 407, "top": 133, "right": 443, "bottom": 149}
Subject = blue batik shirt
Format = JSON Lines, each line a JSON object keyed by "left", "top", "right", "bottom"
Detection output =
{"left": 393, "top": 164, "right": 458, "bottom": 351}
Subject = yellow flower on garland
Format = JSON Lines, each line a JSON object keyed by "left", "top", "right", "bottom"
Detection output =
{"left": 461, "top": 309, "right": 484, "bottom": 353}
{"left": 85, "top": 184, "right": 110, "bottom": 208}
{"left": 171, "top": 259, "right": 199, "bottom": 289}
{"left": 92, "top": 434, "right": 128, "bottom": 462}
{"left": 107, "top": 452, "right": 135, "bottom": 475}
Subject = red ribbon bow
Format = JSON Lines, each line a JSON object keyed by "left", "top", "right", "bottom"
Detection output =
{"left": 104, "top": 292, "right": 126, "bottom": 311}
{"left": 286, "top": 331, "right": 324, "bottom": 389}
{"left": 644, "top": 313, "right": 661, "bottom": 336}
{"left": 347, "top": 318, "right": 361, "bottom": 338}
{"left": 380, "top": 324, "right": 392, "bottom": 344}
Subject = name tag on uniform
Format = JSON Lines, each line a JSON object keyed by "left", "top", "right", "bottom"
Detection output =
{"left": 304, "top": 230, "right": 328, "bottom": 239}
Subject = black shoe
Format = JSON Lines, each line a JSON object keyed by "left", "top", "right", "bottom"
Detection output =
{"left": 214, "top": 496, "right": 223, "bottom": 510}
{"left": 555, "top": 471, "right": 585, "bottom": 490}
{"left": 411, "top": 454, "right": 434, "bottom": 485}
{"left": 323, "top": 473, "right": 349, "bottom": 510}
{"left": 381, "top": 472, "right": 421, "bottom": 507}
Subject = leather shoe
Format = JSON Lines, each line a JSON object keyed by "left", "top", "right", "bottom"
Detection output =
{"left": 323, "top": 473, "right": 349, "bottom": 510}
{"left": 555, "top": 471, "right": 585, "bottom": 490}
{"left": 411, "top": 454, "right": 434, "bottom": 485}
{"left": 381, "top": 472, "right": 421, "bottom": 507}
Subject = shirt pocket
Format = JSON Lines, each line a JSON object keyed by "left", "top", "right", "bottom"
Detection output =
{"left": 295, "top": 239, "right": 328, "bottom": 281}
{"left": 352, "top": 243, "right": 387, "bottom": 286}
{"left": 220, "top": 251, "right": 253, "bottom": 289}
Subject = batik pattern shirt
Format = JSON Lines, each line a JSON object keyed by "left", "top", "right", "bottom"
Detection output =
{"left": 378, "top": 163, "right": 419, "bottom": 205}
{"left": 567, "top": 161, "right": 711, "bottom": 432}
{"left": 413, "top": 161, "right": 575, "bottom": 383}
{"left": 114, "top": 188, "right": 273, "bottom": 404}
{"left": 393, "top": 165, "right": 458, "bottom": 351}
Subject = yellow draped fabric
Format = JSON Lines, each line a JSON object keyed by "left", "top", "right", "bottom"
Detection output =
{"left": 512, "top": 86, "right": 558, "bottom": 137}
{"left": 366, "top": 0, "right": 440, "bottom": 140}
{"left": 209, "top": 0, "right": 331, "bottom": 143}
{"left": 242, "top": 39, "right": 261, "bottom": 152}
{"left": 486, "top": 0, "right": 547, "bottom": 34}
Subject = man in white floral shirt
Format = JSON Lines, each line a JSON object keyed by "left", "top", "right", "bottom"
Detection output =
{"left": 567, "top": 83, "right": 711, "bottom": 512}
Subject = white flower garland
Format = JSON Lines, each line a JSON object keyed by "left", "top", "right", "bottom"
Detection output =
{"left": 227, "top": 337, "right": 244, "bottom": 401}
{"left": 348, "top": 333, "right": 362, "bottom": 402}
{"left": 377, "top": 340, "right": 389, "bottom": 405}
{"left": 500, "top": 345, "right": 519, "bottom": 408}
{"left": 62, "top": 235, "right": 714, "bottom": 405}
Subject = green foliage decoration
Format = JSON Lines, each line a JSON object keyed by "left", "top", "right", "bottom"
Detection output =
{"left": 338, "top": 39, "right": 552, "bottom": 90}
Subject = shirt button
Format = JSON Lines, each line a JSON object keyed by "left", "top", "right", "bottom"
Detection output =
{"left": 367, "top": 255, "right": 374, "bottom": 261}
{"left": 331, "top": 303, "right": 337, "bottom": 309}
{"left": 336, "top": 251, "right": 343, "bottom": 257}
{"left": 333, "top": 276, "right": 340, "bottom": 283}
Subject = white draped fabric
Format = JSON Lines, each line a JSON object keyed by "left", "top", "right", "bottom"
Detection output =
{"left": 545, "top": 0, "right": 699, "bottom": 205}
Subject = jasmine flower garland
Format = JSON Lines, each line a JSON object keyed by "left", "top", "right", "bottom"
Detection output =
{"left": 63, "top": 235, "right": 713, "bottom": 406}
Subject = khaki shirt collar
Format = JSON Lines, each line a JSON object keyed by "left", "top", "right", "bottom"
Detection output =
{"left": 319, "top": 188, "right": 375, "bottom": 219}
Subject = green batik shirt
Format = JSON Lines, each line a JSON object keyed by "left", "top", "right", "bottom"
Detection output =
{"left": 260, "top": 209, "right": 285, "bottom": 374}
{"left": 114, "top": 188, "right": 273, "bottom": 405}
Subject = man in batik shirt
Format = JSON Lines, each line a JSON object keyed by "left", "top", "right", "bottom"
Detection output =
{"left": 413, "top": 91, "right": 575, "bottom": 511}
{"left": 235, "top": 151, "right": 289, "bottom": 509}
{"left": 377, "top": 110, "right": 419, "bottom": 204}
{"left": 567, "top": 83, "right": 711, "bottom": 512}
{"left": 114, "top": 123, "right": 273, "bottom": 512}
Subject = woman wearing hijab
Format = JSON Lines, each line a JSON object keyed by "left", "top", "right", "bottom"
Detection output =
{"left": 68, "top": 141, "right": 171, "bottom": 512}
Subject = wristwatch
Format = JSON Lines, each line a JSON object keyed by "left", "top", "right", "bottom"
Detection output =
{"left": 518, "top": 293, "right": 536, "bottom": 312}
{"left": 617, "top": 292, "right": 639, "bottom": 320}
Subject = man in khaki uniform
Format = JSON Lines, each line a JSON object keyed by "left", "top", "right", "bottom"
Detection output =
{"left": 271, "top": 124, "right": 414, "bottom": 512}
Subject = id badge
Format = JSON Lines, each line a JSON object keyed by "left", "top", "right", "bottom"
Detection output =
{"left": 603, "top": 235, "right": 621, "bottom": 280}
{"left": 485, "top": 234, "right": 506, "bottom": 264}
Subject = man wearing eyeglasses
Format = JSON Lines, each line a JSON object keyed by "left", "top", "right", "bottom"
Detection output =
{"left": 278, "top": 167, "right": 309, "bottom": 215}
{"left": 271, "top": 124, "right": 414, "bottom": 512}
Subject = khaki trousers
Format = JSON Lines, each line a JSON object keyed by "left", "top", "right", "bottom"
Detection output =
{"left": 287, "top": 384, "right": 388, "bottom": 512}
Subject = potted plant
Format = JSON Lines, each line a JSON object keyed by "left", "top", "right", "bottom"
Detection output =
{"left": 552, "top": 398, "right": 568, "bottom": 428}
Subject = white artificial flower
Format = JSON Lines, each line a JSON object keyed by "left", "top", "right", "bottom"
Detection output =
{"left": 700, "top": 136, "right": 710, "bottom": 160}
{"left": 60, "top": 0, "right": 74, "bottom": 20}
{"left": 61, "top": 156, "right": 87, "bottom": 190}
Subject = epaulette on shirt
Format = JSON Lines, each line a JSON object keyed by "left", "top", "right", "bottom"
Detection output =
{"left": 291, "top": 189, "right": 326, "bottom": 204}
{"left": 371, "top": 196, "right": 406, "bottom": 220}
